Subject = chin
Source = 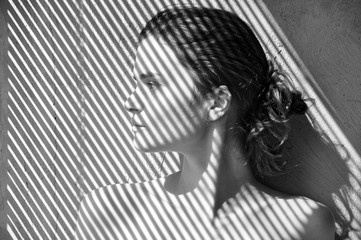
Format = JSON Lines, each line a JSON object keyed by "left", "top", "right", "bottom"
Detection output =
{"left": 134, "top": 146, "right": 158, "bottom": 153}
{"left": 133, "top": 139, "right": 169, "bottom": 153}
{"left": 132, "top": 132, "right": 189, "bottom": 153}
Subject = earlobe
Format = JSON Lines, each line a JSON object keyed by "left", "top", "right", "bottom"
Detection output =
{"left": 207, "top": 85, "right": 232, "bottom": 121}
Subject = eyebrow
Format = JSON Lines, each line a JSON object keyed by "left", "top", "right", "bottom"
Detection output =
{"left": 133, "top": 72, "right": 162, "bottom": 81}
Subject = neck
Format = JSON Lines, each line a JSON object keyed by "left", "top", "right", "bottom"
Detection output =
{"left": 164, "top": 121, "right": 258, "bottom": 216}
{"left": 212, "top": 132, "right": 258, "bottom": 215}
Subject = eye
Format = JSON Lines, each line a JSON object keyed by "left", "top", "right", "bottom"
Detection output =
{"left": 146, "top": 81, "right": 160, "bottom": 90}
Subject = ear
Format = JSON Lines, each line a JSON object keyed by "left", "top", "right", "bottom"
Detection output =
{"left": 208, "top": 85, "right": 232, "bottom": 121}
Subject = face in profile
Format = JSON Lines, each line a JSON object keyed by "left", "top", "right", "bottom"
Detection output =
{"left": 124, "top": 36, "right": 210, "bottom": 153}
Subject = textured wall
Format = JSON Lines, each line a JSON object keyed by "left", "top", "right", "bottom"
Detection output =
{"left": 0, "top": 0, "right": 10, "bottom": 238}
{"left": 262, "top": 1, "right": 361, "bottom": 238}
{"left": 0, "top": 0, "right": 360, "bottom": 239}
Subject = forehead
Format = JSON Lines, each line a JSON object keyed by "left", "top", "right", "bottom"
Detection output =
{"left": 133, "top": 36, "right": 191, "bottom": 80}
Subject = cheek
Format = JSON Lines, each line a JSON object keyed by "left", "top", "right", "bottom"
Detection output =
{"left": 150, "top": 92, "right": 206, "bottom": 136}
{"left": 153, "top": 86, "right": 194, "bottom": 115}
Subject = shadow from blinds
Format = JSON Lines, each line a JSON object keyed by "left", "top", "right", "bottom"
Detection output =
{"left": 6, "top": 0, "right": 359, "bottom": 239}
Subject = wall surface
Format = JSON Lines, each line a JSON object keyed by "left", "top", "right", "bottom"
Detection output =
{"left": 0, "top": 0, "right": 360, "bottom": 239}
{"left": 0, "top": 0, "right": 10, "bottom": 238}
{"left": 262, "top": 1, "right": 361, "bottom": 238}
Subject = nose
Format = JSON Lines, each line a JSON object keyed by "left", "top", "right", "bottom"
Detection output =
{"left": 124, "top": 88, "right": 143, "bottom": 113}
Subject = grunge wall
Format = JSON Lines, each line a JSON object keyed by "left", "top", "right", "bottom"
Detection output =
{"left": 0, "top": 0, "right": 360, "bottom": 239}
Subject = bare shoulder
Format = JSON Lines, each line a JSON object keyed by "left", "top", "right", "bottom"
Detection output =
{"left": 75, "top": 179, "right": 166, "bottom": 240}
{"left": 74, "top": 183, "right": 134, "bottom": 239}
{"left": 294, "top": 197, "right": 335, "bottom": 240}
{"left": 272, "top": 196, "right": 335, "bottom": 240}
{"left": 79, "top": 178, "right": 165, "bottom": 206}
{"left": 254, "top": 183, "right": 335, "bottom": 239}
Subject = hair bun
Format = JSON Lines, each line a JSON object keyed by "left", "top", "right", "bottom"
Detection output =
{"left": 246, "top": 63, "right": 309, "bottom": 177}
{"left": 289, "top": 92, "right": 307, "bottom": 115}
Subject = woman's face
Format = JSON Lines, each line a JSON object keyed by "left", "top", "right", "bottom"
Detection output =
{"left": 124, "top": 36, "right": 211, "bottom": 153}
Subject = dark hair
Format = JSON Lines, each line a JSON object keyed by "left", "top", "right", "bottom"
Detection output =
{"left": 139, "top": 7, "right": 307, "bottom": 176}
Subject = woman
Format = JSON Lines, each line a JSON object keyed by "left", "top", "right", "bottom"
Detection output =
{"left": 75, "top": 7, "right": 335, "bottom": 239}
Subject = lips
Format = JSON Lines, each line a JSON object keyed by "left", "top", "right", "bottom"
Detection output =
{"left": 132, "top": 124, "right": 145, "bottom": 128}
{"left": 131, "top": 123, "right": 146, "bottom": 132}
{"left": 131, "top": 119, "right": 145, "bottom": 128}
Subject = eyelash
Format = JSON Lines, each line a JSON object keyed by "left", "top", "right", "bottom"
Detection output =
{"left": 146, "top": 81, "right": 160, "bottom": 90}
